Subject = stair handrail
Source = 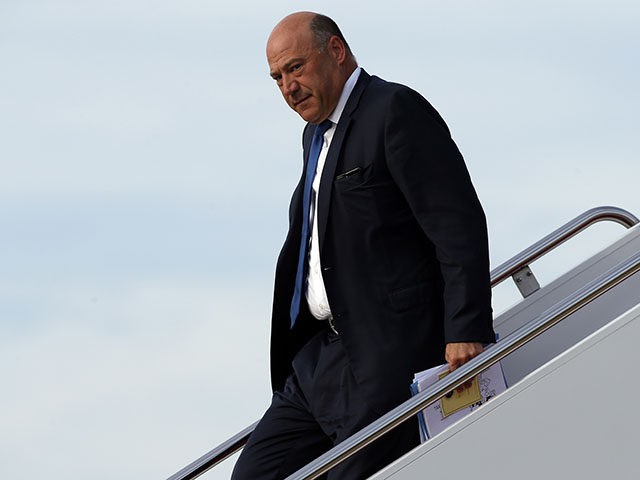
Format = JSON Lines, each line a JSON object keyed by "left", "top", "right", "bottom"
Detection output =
{"left": 166, "top": 421, "right": 258, "bottom": 480}
{"left": 167, "top": 205, "right": 639, "bottom": 480}
{"left": 490, "top": 205, "right": 638, "bottom": 287}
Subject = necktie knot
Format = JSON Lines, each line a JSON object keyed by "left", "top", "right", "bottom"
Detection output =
{"left": 314, "top": 119, "right": 333, "bottom": 140}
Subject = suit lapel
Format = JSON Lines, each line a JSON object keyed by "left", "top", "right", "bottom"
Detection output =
{"left": 317, "top": 70, "right": 371, "bottom": 253}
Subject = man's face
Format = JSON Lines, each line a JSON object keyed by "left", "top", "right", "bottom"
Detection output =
{"left": 267, "top": 24, "right": 344, "bottom": 124}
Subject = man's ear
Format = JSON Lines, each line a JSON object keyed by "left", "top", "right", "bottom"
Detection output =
{"left": 327, "top": 35, "right": 347, "bottom": 64}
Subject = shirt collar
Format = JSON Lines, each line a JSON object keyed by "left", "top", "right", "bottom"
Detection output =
{"left": 328, "top": 67, "right": 362, "bottom": 125}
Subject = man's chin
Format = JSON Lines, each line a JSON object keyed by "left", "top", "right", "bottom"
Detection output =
{"left": 292, "top": 102, "right": 321, "bottom": 123}
{"left": 296, "top": 109, "right": 323, "bottom": 124}
{"left": 297, "top": 114, "right": 317, "bottom": 123}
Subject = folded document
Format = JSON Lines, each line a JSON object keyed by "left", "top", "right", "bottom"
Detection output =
{"left": 411, "top": 361, "right": 507, "bottom": 441}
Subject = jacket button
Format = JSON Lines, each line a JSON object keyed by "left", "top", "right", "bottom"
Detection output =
{"left": 322, "top": 266, "right": 333, "bottom": 271}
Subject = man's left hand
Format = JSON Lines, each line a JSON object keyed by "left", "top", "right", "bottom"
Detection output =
{"left": 445, "top": 342, "right": 484, "bottom": 391}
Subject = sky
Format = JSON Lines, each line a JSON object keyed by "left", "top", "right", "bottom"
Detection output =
{"left": 1, "top": 1, "right": 639, "bottom": 479}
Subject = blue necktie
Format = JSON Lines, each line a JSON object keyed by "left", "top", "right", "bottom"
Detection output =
{"left": 290, "top": 120, "right": 333, "bottom": 328}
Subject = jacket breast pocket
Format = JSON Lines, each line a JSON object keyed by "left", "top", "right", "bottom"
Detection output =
{"left": 334, "top": 164, "right": 371, "bottom": 190}
{"left": 335, "top": 166, "right": 363, "bottom": 180}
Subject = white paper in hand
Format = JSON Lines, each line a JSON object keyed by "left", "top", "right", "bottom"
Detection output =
{"left": 411, "top": 361, "right": 507, "bottom": 441}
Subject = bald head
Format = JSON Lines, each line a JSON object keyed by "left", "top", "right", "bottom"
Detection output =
{"left": 269, "top": 12, "right": 313, "bottom": 42}
{"left": 268, "top": 12, "right": 353, "bottom": 56}
{"left": 266, "top": 12, "right": 357, "bottom": 124}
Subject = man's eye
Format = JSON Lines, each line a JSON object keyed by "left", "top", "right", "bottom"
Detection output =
{"left": 291, "top": 64, "right": 302, "bottom": 72}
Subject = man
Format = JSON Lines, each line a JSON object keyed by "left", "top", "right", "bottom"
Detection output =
{"left": 232, "top": 11, "right": 494, "bottom": 479}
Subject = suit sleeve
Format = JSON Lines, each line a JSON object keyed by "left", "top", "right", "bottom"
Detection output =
{"left": 384, "top": 87, "right": 494, "bottom": 344}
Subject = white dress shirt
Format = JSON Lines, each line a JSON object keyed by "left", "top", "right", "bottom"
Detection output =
{"left": 305, "top": 67, "right": 362, "bottom": 320}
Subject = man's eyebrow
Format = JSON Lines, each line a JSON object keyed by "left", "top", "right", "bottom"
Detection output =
{"left": 283, "top": 57, "right": 305, "bottom": 69}
{"left": 269, "top": 55, "right": 307, "bottom": 79}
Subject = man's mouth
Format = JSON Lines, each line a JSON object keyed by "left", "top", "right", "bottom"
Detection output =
{"left": 293, "top": 95, "right": 311, "bottom": 107}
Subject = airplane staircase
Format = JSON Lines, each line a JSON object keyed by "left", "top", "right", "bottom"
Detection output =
{"left": 167, "top": 206, "right": 640, "bottom": 480}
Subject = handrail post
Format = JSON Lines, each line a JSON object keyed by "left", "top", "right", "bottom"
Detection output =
{"left": 490, "top": 206, "right": 639, "bottom": 289}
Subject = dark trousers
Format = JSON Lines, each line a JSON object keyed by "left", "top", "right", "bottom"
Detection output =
{"left": 231, "top": 328, "right": 419, "bottom": 479}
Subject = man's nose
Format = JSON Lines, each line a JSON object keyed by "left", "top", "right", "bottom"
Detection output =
{"left": 282, "top": 75, "right": 299, "bottom": 96}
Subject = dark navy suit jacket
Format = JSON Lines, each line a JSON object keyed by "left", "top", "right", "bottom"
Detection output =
{"left": 269, "top": 70, "right": 495, "bottom": 413}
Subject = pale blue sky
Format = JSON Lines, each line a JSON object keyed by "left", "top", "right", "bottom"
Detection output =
{"left": 1, "top": 1, "right": 639, "bottom": 478}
